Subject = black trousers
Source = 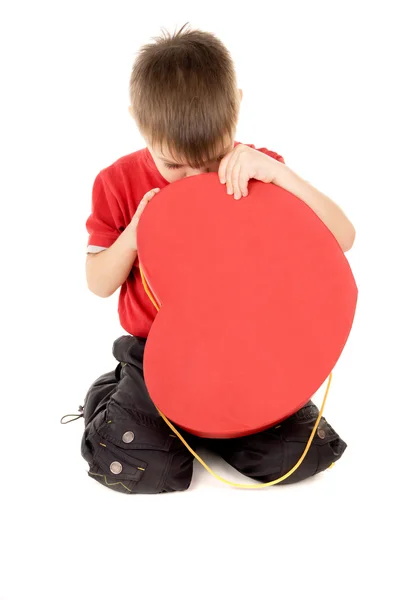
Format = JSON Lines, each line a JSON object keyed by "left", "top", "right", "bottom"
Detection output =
{"left": 80, "top": 335, "right": 347, "bottom": 494}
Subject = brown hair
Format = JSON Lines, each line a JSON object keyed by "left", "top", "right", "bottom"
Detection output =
{"left": 129, "top": 23, "right": 240, "bottom": 168}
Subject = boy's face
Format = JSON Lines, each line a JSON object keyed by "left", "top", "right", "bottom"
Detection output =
{"left": 146, "top": 140, "right": 235, "bottom": 184}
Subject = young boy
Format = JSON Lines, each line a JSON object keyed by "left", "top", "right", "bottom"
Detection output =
{"left": 81, "top": 24, "right": 355, "bottom": 494}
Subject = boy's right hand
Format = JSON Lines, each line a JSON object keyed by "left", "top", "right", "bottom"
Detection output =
{"left": 127, "top": 188, "right": 161, "bottom": 250}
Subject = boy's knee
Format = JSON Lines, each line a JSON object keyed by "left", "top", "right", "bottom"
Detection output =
{"left": 277, "top": 401, "right": 347, "bottom": 484}
{"left": 209, "top": 401, "right": 347, "bottom": 486}
{"left": 81, "top": 392, "right": 195, "bottom": 495}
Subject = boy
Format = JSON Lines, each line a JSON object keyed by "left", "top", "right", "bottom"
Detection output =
{"left": 81, "top": 24, "right": 355, "bottom": 494}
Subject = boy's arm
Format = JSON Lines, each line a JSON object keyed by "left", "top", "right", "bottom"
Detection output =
{"left": 219, "top": 145, "right": 356, "bottom": 252}
{"left": 86, "top": 224, "right": 137, "bottom": 298}
{"left": 272, "top": 164, "right": 356, "bottom": 252}
{"left": 86, "top": 187, "right": 160, "bottom": 297}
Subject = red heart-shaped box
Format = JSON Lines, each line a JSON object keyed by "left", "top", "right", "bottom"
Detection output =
{"left": 137, "top": 173, "right": 357, "bottom": 438}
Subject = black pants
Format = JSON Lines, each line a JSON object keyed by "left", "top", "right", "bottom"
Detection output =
{"left": 80, "top": 335, "right": 347, "bottom": 494}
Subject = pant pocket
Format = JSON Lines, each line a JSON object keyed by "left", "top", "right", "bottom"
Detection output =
{"left": 88, "top": 443, "right": 147, "bottom": 494}
{"left": 81, "top": 410, "right": 147, "bottom": 494}
{"left": 81, "top": 399, "right": 195, "bottom": 494}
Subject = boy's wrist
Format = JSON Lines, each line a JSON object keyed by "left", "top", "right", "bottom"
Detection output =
{"left": 121, "top": 222, "right": 138, "bottom": 253}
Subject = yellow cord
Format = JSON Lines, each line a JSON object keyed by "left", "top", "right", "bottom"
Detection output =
{"left": 140, "top": 263, "right": 160, "bottom": 309}
{"left": 139, "top": 263, "right": 332, "bottom": 488}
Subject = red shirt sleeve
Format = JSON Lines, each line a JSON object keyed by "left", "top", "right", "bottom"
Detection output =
{"left": 86, "top": 171, "right": 124, "bottom": 248}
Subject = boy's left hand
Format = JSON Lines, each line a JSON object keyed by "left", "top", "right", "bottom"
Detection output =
{"left": 218, "top": 144, "right": 281, "bottom": 200}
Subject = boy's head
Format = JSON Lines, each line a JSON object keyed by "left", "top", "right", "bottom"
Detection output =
{"left": 128, "top": 23, "right": 242, "bottom": 183}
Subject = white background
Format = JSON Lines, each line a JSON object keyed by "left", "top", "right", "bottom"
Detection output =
{"left": 1, "top": 1, "right": 397, "bottom": 598}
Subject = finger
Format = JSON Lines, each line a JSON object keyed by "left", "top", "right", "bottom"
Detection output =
{"left": 239, "top": 170, "right": 249, "bottom": 198}
{"left": 144, "top": 188, "right": 160, "bottom": 202}
{"left": 218, "top": 152, "right": 232, "bottom": 185}
{"left": 225, "top": 152, "right": 239, "bottom": 195}
{"left": 232, "top": 164, "right": 243, "bottom": 200}
{"left": 134, "top": 189, "right": 160, "bottom": 220}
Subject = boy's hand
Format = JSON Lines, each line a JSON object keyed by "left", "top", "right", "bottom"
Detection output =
{"left": 128, "top": 188, "right": 160, "bottom": 250}
{"left": 218, "top": 144, "right": 282, "bottom": 200}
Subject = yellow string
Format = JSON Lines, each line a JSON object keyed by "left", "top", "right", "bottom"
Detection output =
{"left": 140, "top": 263, "right": 160, "bottom": 309}
{"left": 139, "top": 263, "right": 333, "bottom": 488}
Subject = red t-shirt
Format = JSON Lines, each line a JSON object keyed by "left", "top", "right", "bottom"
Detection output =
{"left": 86, "top": 142, "right": 285, "bottom": 337}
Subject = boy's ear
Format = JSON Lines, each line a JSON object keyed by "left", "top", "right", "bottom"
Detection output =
{"left": 239, "top": 89, "right": 243, "bottom": 102}
{"left": 128, "top": 105, "right": 134, "bottom": 118}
